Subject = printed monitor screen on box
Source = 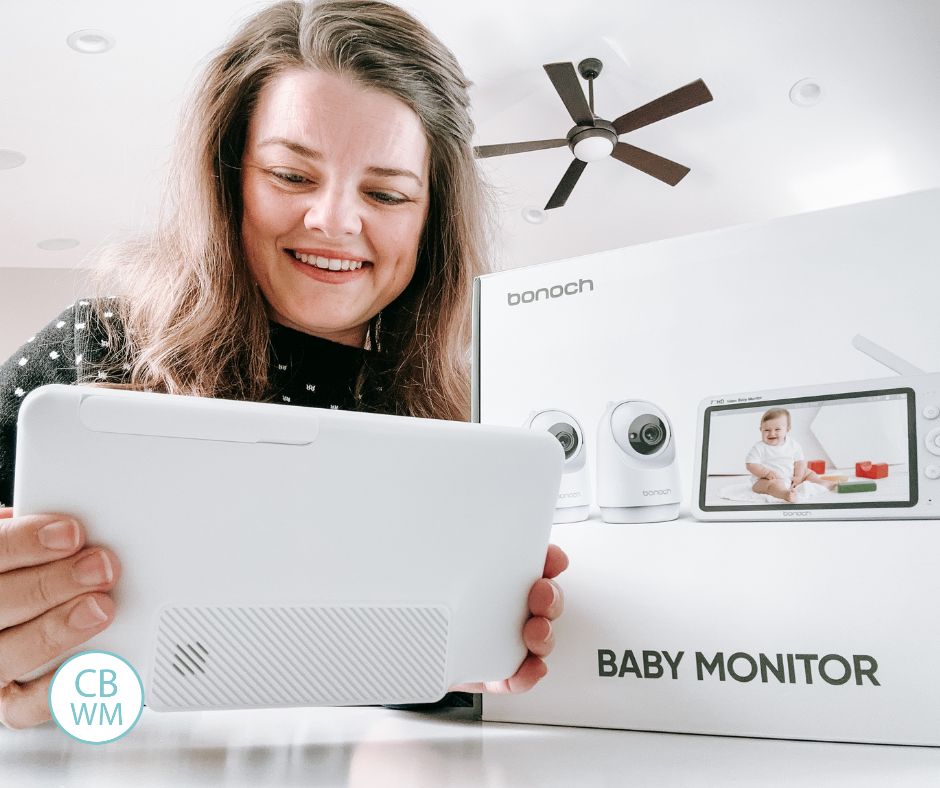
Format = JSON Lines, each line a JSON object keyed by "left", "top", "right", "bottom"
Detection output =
{"left": 693, "top": 371, "right": 940, "bottom": 521}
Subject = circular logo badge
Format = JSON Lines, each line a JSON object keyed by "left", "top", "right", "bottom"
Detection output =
{"left": 48, "top": 651, "right": 144, "bottom": 744}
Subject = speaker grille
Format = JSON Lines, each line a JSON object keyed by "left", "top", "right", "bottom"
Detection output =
{"left": 150, "top": 605, "right": 449, "bottom": 710}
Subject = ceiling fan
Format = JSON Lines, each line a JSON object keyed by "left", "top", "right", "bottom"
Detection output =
{"left": 474, "top": 58, "right": 713, "bottom": 209}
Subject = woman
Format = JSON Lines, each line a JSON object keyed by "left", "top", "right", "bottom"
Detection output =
{"left": 0, "top": 0, "right": 567, "bottom": 729}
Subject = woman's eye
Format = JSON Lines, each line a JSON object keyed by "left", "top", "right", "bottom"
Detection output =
{"left": 368, "top": 191, "right": 407, "bottom": 205}
{"left": 271, "top": 170, "right": 310, "bottom": 185}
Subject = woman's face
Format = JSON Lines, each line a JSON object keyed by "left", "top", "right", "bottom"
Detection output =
{"left": 240, "top": 68, "right": 431, "bottom": 346}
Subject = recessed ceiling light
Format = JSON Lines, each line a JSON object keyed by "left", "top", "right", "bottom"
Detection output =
{"left": 66, "top": 29, "right": 116, "bottom": 55}
{"left": 38, "top": 238, "right": 80, "bottom": 251}
{"left": 522, "top": 206, "right": 546, "bottom": 224}
{"left": 789, "top": 78, "right": 823, "bottom": 107}
{"left": 0, "top": 149, "right": 26, "bottom": 169}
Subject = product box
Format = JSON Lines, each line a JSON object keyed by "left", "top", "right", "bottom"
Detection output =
{"left": 473, "top": 188, "right": 940, "bottom": 745}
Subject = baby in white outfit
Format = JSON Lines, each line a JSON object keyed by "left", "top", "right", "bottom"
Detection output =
{"left": 745, "top": 408, "right": 836, "bottom": 503}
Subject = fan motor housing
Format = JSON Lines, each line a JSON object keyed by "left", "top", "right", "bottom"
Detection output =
{"left": 568, "top": 120, "right": 617, "bottom": 162}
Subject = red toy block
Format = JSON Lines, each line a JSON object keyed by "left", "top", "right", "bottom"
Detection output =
{"left": 856, "top": 461, "right": 888, "bottom": 479}
{"left": 807, "top": 460, "right": 826, "bottom": 474}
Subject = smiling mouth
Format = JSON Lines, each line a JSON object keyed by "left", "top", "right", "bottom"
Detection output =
{"left": 290, "top": 250, "right": 368, "bottom": 271}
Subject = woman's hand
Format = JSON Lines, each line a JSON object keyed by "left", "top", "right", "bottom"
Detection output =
{"left": 452, "top": 543, "right": 568, "bottom": 695}
{"left": 0, "top": 508, "right": 120, "bottom": 729}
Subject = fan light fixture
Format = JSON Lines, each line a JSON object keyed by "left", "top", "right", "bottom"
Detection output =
{"left": 573, "top": 132, "right": 615, "bottom": 162}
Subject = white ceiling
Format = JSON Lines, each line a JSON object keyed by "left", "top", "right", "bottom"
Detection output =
{"left": 2, "top": 0, "right": 939, "bottom": 273}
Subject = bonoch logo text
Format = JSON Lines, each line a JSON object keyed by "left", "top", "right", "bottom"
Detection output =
{"left": 507, "top": 279, "right": 594, "bottom": 306}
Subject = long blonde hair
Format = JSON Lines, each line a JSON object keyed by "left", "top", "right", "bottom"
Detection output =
{"left": 94, "top": 0, "right": 491, "bottom": 420}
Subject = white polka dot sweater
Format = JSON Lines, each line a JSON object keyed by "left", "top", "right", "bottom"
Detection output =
{"left": 0, "top": 299, "right": 371, "bottom": 507}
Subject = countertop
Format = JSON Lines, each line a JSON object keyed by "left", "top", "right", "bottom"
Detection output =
{"left": 4, "top": 704, "right": 940, "bottom": 787}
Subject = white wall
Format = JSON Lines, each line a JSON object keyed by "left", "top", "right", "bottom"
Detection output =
{"left": 0, "top": 268, "right": 94, "bottom": 361}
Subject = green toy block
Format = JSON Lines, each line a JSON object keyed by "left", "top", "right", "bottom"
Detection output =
{"left": 837, "top": 481, "right": 877, "bottom": 493}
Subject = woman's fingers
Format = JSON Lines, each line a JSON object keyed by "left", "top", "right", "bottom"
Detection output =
{"left": 450, "top": 621, "right": 556, "bottom": 693}
{"left": 488, "top": 655, "right": 548, "bottom": 694}
{"left": 528, "top": 577, "right": 564, "bottom": 620}
{"left": 451, "top": 655, "right": 549, "bottom": 695}
{"left": 0, "top": 514, "right": 85, "bottom": 573}
{"left": 0, "top": 671, "right": 54, "bottom": 730}
{"left": 523, "top": 616, "right": 554, "bottom": 657}
{"left": 543, "top": 544, "right": 569, "bottom": 579}
{"left": 0, "top": 548, "right": 120, "bottom": 630}
{"left": 0, "top": 509, "right": 115, "bottom": 730}
{"left": 0, "top": 593, "right": 115, "bottom": 688}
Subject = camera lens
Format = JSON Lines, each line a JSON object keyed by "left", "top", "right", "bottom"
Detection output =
{"left": 549, "top": 422, "right": 579, "bottom": 460}
{"left": 627, "top": 414, "right": 667, "bottom": 455}
{"left": 641, "top": 423, "right": 663, "bottom": 445}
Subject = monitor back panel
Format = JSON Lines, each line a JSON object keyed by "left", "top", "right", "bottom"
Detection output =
{"left": 14, "top": 385, "right": 562, "bottom": 710}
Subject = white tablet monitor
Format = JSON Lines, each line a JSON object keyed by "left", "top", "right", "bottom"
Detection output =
{"left": 13, "top": 385, "right": 562, "bottom": 711}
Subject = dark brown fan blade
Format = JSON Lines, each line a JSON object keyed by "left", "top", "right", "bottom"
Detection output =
{"left": 545, "top": 158, "right": 588, "bottom": 209}
{"left": 543, "top": 62, "right": 594, "bottom": 126}
{"left": 474, "top": 139, "right": 567, "bottom": 158}
{"left": 611, "top": 142, "right": 690, "bottom": 186}
{"left": 612, "top": 79, "right": 713, "bottom": 135}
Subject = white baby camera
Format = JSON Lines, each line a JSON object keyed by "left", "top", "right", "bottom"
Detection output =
{"left": 596, "top": 400, "right": 681, "bottom": 523}
{"left": 524, "top": 410, "right": 590, "bottom": 523}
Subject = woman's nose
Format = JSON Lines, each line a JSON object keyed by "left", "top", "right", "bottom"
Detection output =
{"left": 303, "top": 186, "right": 362, "bottom": 238}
